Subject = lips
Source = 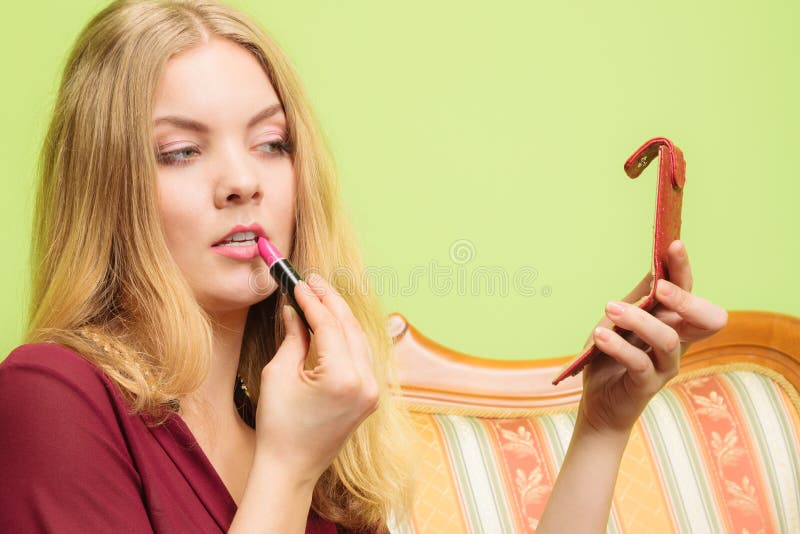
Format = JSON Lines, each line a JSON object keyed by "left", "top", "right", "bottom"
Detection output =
{"left": 212, "top": 222, "right": 268, "bottom": 247}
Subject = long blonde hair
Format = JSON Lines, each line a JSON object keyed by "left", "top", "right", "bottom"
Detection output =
{"left": 25, "top": 0, "right": 419, "bottom": 529}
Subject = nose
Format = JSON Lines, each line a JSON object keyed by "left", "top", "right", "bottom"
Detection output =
{"left": 214, "top": 151, "right": 263, "bottom": 208}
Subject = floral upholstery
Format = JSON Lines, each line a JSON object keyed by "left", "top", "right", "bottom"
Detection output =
{"left": 389, "top": 365, "right": 800, "bottom": 534}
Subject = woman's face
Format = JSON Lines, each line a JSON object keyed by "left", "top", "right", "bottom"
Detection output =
{"left": 152, "top": 37, "right": 295, "bottom": 314}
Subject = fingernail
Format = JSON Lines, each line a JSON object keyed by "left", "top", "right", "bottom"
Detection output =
{"left": 606, "top": 301, "right": 626, "bottom": 315}
{"left": 594, "top": 327, "right": 610, "bottom": 341}
{"left": 308, "top": 273, "right": 321, "bottom": 284}
{"left": 658, "top": 280, "right": 674, "bottom": 297}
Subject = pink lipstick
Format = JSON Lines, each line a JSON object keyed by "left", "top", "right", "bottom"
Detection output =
{"left": 210, "top": 223, "right": 267, "bottom": 260}
{"left": 256, "top": 237, "right": 312, "bottom": 332}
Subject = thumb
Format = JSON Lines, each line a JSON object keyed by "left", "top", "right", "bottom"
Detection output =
{"left": 271, "top": 305, "right": 310, "bottom": 370}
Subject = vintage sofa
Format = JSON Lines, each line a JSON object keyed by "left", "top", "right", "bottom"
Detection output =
{"left": 387, "top": 310, "right": 800, "bottom": 534}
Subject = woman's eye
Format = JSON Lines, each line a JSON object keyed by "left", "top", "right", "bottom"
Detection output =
{"left": 156, "top": 139, "right": 292, "bottom": 167}
{"left": 258, "top": 139, "right": 292, "bottom": 155}
{"left": 156, "top": 147, "right": 198, "bottom": 167}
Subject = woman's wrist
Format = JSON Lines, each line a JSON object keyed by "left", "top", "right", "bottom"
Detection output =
{"left": 572, "top": 411, "right": 633, "bottom": 449}
{"left": 537, "top": 410, "right": 633, "bottom": 533}
{"left": 228, "top": 451, "right": 319, "bottom": 534}
{"left": 573, "top": 389, "right": 643, "bottom": 448}
{"left": 252, "top": 449, "right": 320, "bottom": 491}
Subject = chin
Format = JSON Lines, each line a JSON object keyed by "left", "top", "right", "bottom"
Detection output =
{"left": 195, "top": 280, "right": 278, "bottom": 314}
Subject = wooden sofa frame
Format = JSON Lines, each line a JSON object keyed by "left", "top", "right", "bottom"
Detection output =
{"left": 388, "top": 310, "right": 800, "bottom": 414}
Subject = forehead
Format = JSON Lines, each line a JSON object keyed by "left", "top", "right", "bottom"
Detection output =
{"left": 152, "top": 37, "right": 282, "bottom": 124}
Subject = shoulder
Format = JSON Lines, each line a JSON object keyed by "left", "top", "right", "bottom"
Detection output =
{"left": 1, "top": 342, "right": 112, "bottom": 394}
{"left": 3, "top": 341, "right": 103, "bottom": 372}
{"left": 0, "top": 342, "right": 127, "bottom": 429}
{"left": 0, "top": 341, "right": 136, "bottom": 465}
{"left": 0, "top": 344, "right": 153, "bottom": 531}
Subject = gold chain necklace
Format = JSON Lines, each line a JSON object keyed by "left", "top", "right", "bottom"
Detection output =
{"left": 77, "top": 327, "right": 253, "bottom": 403}
{"left": 236, "top": 373, "right": 251, "bottom": 399}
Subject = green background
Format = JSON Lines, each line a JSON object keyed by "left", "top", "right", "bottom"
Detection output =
{"left": 2, "top": 1, "right": 798, "bottom": 361}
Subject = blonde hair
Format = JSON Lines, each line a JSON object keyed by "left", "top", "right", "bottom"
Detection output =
{"left": 25, "top": 0, "right": 420, "bottom": 529}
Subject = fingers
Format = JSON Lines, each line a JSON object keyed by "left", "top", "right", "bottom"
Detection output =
{"left": 279, "top": 305, "right": 311, "bottom": 367}
{"left": 604, "top": 300, "right": 681, "bottom": 375}
{"left": 292, "top": 278, "right": 353, "bottom": 382}
{"left": 293, "top": 277, "right": 347, "bottom": 342}
{"left": 651, "top": 306, "right": 725, "bottom": 343}
{"left": 620, "top": 239, "right": 690, "bottom": 305}
{"left": 305, "top": 273, "right": 374, "bottom": 368}
{"left": 665, "top": 240, "right": 693, "bottom": 292}
{"left": 306, "top": 274, "right": 365, "bottom": 344}
{"left": 267, "top": 305, "right": 311, "bottom": 375}
{"left": 309, "top": 274, "right": 373, "bottom": 370}
{"left": 585, "top": 314, "right": 615, "bottom": 349}
{"left": 591, "top": 263, "right": 655, "bottom": 348}
{"left": 655, "top": 279, "right": 729, "bottom": 335}
{"left": 282, "top": 304, "right": 310, "bottom": 344}
{"left": 302, "top": 274, "right": 380, "bottom": 409}
{"left": 592, "top": 326, "right": 655, "bottom": 391}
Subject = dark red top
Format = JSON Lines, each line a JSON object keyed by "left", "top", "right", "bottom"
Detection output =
{"left": 0, "top": 343, "right": 371, "bottom": 533}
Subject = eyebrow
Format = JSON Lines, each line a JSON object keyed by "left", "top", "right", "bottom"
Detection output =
{"left": 153, "top": 103, "right": 285, "bottom": 132}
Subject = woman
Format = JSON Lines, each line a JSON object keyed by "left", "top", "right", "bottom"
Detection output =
{"left": 0, "top": 0, "right": 728, "bottom": 532}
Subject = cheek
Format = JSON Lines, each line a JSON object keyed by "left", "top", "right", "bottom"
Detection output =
{"left": 156, "top": 178, "right": 204, "bottom": 245}
{"left": 283, "top": 176, "right": 299, "bottom": 234}
{"left": 286, "top": 176, "right": 298, "bottom": 218}
{"left": 267, "top": 167, "right": 297, "bottom": 221}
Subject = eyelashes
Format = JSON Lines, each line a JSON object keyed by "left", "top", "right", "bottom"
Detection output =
{"left": 155, "top": 139, "right": 293, "bottom": 167}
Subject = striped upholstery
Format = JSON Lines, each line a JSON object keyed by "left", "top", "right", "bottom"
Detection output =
{"left": 389, "top": 365, "right": 800, "bottom": 534}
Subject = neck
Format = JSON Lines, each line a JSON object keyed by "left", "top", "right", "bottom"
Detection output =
{"left": 181, "top": 306, "right": 250, "bottom": 439}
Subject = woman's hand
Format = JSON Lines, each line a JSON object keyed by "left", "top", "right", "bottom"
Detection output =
{"left": 578, "top": 239, "right": 728, "bottom": 435}
{"left": 254, "top": 273, "right": 379, "bottom": 485}
{"left": 539, "top": 239, "right": 727, "bottom": 534}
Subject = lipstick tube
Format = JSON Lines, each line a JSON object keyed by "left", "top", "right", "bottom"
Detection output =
{"left": 256, "top": 237, "right": 313, "bottom": 332}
